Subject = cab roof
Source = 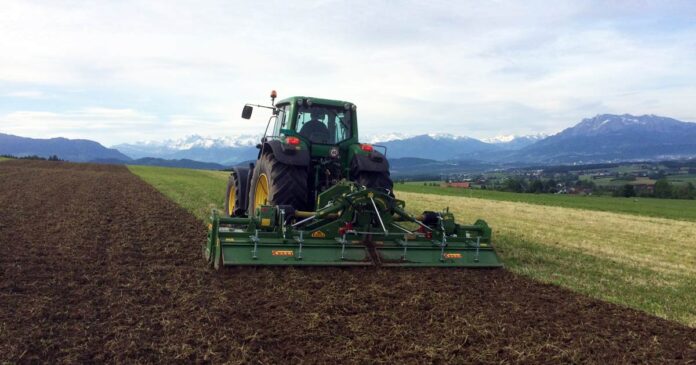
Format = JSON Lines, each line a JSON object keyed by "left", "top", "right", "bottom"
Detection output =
{"left": 276, "top": 96, "right": 354, "bottom": 108}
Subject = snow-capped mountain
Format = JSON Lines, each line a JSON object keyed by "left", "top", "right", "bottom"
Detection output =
{"left": 368, "top": 133, "right": 545, "bottom": 160}
{"left": 482, "top": 134, "right": 547, "bottom": 150}
{"left": 373, "top": 134, "right": 501, "bottom": 160}
{"left": 116, "top": 134, "right": 259, "bottom": 151}
{"left": 518, "top": 114, "right": 696, "bottom": 163}
{"left": 483, "top": 133, "right": 546, "bottom": 144}
{"left": 115, "top": 132, "right": 546, "bottom": 163}
{"left": 366, "top": 133, "right": 411, "bottom": 144}
{"left": 366, "top": 133, "right": 476, "bottom": 144}
{"left": 565, "top": 114, "right": 687, "bottom": 136}
{"left": 482, "top": 135, "right": 517, "bottom": 143}
{"left": 113, "top": 134, "right": 261, "bottom": 165}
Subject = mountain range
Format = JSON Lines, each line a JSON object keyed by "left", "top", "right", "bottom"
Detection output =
{"left": 2, "top": 114, "right": 696, "bottom": 173}
{"left": 0, "top": 133, "right": 227, "bottom": 169}
{"left": 516, "top": 114, "right": 696, "bottom": 163}
{"left": 114, "top": 135, "right": 259, "bottom": 165}
{"left": 0, "top": 133, "right": 130, "bottom": 162}
{"left": 112, "top": 132, "right": 544, "bottom": 163}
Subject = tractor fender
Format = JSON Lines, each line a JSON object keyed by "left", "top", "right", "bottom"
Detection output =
{"left": 351, "top": 151, "right": 389, "bottom": 173}
{"left": 262, "top": 140, "right": 310, "bottom": 167}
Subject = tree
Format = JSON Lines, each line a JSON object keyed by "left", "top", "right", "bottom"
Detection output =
{"left": 654, "top": 178, "right": 673, "bottom": 199}
{"left": 674, "top": 182, "right": 695, "bottom": 200}
{"left": 504, "top": 177, "right": 526, "bottom": 193}
{"left": 621, "top": 184, "right": 636, "bottom": 198}
{"left": 527, "top": 179, "right": 544, "bottom": 194}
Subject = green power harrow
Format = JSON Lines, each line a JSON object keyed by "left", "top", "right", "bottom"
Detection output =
{"left": 204, "top": 180, "right": 502, "bottom": 268}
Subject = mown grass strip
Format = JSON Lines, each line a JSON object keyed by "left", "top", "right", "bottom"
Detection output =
{"left": 396, "top": 183, "right": 696, "bottom": 222}
{"left": 400, "top": 191, "right": 696, "bottom": 326}
{"left": 495, "top": 234, "right": 696, "bottom": 326}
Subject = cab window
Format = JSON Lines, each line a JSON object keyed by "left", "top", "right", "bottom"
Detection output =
{"left": 296, "top": 106, "right": 351, "bottom": 144}
{"left": 273, "top": 105, "right": 288, "bottom": 136}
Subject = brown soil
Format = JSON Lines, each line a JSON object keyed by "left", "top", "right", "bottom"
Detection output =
{"left": 1, "top": 160, "right": 694, "bottom": 364}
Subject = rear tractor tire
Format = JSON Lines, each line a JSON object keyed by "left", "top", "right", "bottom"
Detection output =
{"left": 247, "top": 152, "right": 309, "bottom": 215}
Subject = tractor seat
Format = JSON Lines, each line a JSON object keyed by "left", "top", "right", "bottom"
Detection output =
{"left": 299, "top": 120, "right": 330, "bottom": 144}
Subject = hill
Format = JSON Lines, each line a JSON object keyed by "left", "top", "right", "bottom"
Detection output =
{"left": 0, "top": 133, "right": 131, "bottom": 162}
{"left": 92, "top": 157, "right": 226, "bottom": 170}
{"left": 375, "top": 134, "right": 498, "bottom": 160}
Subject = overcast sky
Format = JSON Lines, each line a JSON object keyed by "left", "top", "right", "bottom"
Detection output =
{"left": 1, "top": 0, "right": 695, "bottom": 146}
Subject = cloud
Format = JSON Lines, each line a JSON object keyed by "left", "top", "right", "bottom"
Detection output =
{"left": 0, "top": 108, "right": 161, "bottom": 143}
{"left": 0, "top": 0, "right": 695, "bottom": 144}
{"left": 4, "top": 90, "right": 47, "bottom": 99}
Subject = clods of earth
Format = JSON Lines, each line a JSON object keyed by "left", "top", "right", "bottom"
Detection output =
{"left": 1, "top": 160, "right": 695, "bottom": 363}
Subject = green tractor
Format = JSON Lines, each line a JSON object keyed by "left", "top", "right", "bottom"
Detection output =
{"left": 204, "top": 91, "right": 502, "bottom": 268}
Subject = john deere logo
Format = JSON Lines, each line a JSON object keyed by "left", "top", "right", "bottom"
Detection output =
{"left": 311, "top": 231, "right": 326, "bottom": 238}
{"left": 444, "top": 253, "right": 463, "bottom": 259}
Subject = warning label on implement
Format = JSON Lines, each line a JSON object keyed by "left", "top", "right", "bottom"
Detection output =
{"left": 272, "top": 250, "right": 294, "bottom": 256}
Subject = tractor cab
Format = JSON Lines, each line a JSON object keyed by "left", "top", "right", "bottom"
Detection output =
{"left": 274, "top": 97, "right": 354, "bottom": 146}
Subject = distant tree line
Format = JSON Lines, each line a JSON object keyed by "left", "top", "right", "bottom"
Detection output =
{"left": 616, "top": 179, "right": 695, "bottom": 200}
{"left": 533, "top": 163, "right": 621, "bottom": 174}
{"left": 500, "top": 177, "right": 590, "bottom": 194}
{"left": 498, "top": 176, "right": 694, "bottom": 200}
{"left": 0, "top": 154, "right": 62, "bottom": 161}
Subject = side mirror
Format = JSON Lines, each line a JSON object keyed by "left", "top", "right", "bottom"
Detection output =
{"left": 241, "top": 105, "right": 253, "bottom": 119}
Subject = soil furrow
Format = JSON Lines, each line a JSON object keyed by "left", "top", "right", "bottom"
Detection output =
{"left": 1, "top": 160, "right": 694, "bottom": 363}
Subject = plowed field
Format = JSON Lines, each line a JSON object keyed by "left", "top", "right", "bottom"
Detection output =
{"left": 1, "top": 160, "right": 694, "bottom": 363}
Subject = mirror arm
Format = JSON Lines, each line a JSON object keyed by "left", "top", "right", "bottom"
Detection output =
{"left": 246, "top": 103, "right": 277, "bottom": 111}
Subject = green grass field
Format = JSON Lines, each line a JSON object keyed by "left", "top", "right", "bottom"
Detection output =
{"left": 130, "top": 165, "right": 696, "bottom": 327}
{"left": 128, "top": 165, "right": 229, "bottom": 220}
{"left": 396, "top": 183, "right": 696, "bottom": 221}
{"left": 0, "top": 156, "right": 12, "bottom": 162}
{"left": 668, "top": 174, "right": 696, "bottom": 185}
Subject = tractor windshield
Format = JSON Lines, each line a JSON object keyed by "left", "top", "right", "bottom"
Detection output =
{"left": 296, "top": 106, "right": 352, "bottom": 144}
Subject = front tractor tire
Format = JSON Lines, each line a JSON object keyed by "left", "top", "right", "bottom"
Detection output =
{"left": 351, "top": 161, "right": 394, "bottom": 194}
{"left": 224, "top": 169, "right": 249, "bottom": 217}
{"left": 247, "top": 152, "right": 309, "bottom": 215}
{"left": 355, "top": 171, "right": 393, "bottom": 191}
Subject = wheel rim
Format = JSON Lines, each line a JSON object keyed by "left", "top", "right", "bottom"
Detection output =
{"left": 254, "top": 173, "right": 269, "bottom": 211}
{"left": 227, "top": 183, "right": 236, "bottom": 216}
